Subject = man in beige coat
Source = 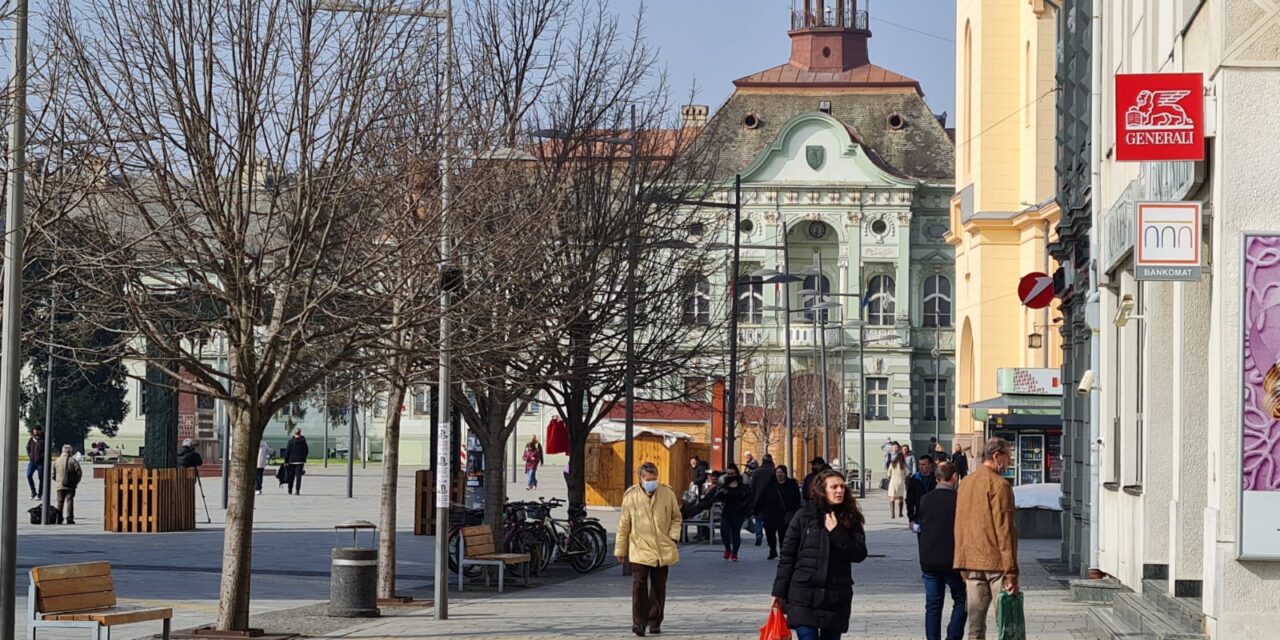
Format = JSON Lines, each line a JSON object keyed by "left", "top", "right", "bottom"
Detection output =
{"left": 615, "top": 461, "right": 682, "bottom": 637}
{"left": 953, "top": 437, "right": 1018, "bottom": 638}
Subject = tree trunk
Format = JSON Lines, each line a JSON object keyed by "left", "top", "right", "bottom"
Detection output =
{"left": 215, "top": 406, "right": 263, "bottom": 630}
{"left": 376, "top": 371, "right": 409, "bottom": 600}
{"left": 479, "top": 404, "right": 513, "bottom": 540}
{"left": 566, "top": 427, "right": 589, "bottom": 507}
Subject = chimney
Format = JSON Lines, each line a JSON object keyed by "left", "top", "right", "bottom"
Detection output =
{"left": 680, "top": 104, "right": 709, "bottom": 128}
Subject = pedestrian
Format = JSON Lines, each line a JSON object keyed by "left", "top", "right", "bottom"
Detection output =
{"left": 523, "top": 435, "right": 544, "bottom": 491}
{"left": 749, "top": 453, "right": 777, "bottom": 547}
{"left": 907, "top": 454, "right": 938, "bottom": 525}
{"left": 744, "top": 451, "right": 760, "bottom": 475}
{"left": 933, "top": 442, "right": 950, "bottom": 463}
{"left": 887, "top": 453, "right": 908, "bottom": 519}
{"left": 615, "top": 461, "right": 682, "bottom": 637}
{"left": 26, "top": 427, "right": 46, "bottom": 501}
{"left": 954, "top": 437, "right": 1019, "bottom": 639}
{"left": 177, "top": 438, "right": 204, "bottom": 469}
{"left": 903, "top": 445, "right": 918, "bottom": 475}
{"left": 952, "top": 444, "right": 970, "bottom": 479}
{"left": 690, "top": 455, "right": 710, "bottom": 488}
{"left": 256, "top": 439, "right": 274, "bottom": 495}
{"left": 917, "top": 461, "right": 966, "bottom": 640}
{"left": 284, "top": 428, "right": 309, "bottom": 495}
{"left": 716, "top": 463, "right": 751, "bottom": 561}
{"left": 51, "top": 444, "right": 82, "bottom": 525}
{"left": 881, "top": 437, "right": 895, "bottom": 470}
{"left": 801, "top": 456, "right": 830, "bottom": 501}
{"left": 759, "top": 464, "right": 803, "bottom": 560}
{"left": 771, "top": 468, "right": 868, "bottom": 640}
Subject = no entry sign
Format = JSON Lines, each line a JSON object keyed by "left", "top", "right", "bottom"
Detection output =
{"left": 1018, "top": 272, "right": 1055, "bottom": 309}
{"left": 1115, "top": 73, "right": 1204, "bottom": 162}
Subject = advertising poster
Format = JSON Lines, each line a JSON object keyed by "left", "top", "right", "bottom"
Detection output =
{"left": 1241, "top": 234, "right": 1280, "bottom": 558}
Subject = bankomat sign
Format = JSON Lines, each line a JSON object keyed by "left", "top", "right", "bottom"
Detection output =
{"left": 1115, "top": 73, "right": 1204, "bottom": 162}
{"left": 1135, "top": 202, "right": 1202, "bottom": 281}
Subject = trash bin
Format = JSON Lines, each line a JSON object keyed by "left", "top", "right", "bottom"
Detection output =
{"left": 329, "top": 520, "right": 380, "bottom": 618}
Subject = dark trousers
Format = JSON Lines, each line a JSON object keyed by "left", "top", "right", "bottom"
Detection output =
{"left": 630, "top": 563, "right": 668, "bottom": 630}
{"left": 795, "top": 626, "right": 842, "bottom": 640}
{"left": 720, "top": 511, "right": 745, "bottom": 554}
{"left": 57, "top": 489, "right": 75, "bottom": 522}
{"left": 923, "top": 569, "right": 967, "bottom": 640}
{"left": 764, "top": 516, "right": 785, "bottom": 554}
{"left": 753, "top": 515, "right": 764, "bottom": 543}
{"left": 256, "top": 468, "right": 265, "bottom": 491}
{"left": 286, "top": 463, "right": 304, "bottom": 494}
{"left": 27, "top": 461, "right": 43, "bottom": 497}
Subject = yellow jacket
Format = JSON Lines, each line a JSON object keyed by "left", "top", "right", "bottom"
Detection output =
{"left": 615, "top": 483, "right": 682, "bottom": 567}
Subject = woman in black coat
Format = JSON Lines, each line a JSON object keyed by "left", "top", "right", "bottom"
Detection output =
{"left": 716, "top": 464, "right": 752, "bottom": 561}
{"left": 759, "top": 465, "right": 804, "bottom": 560}
{"left": 771, "top": 468, "right": 868, "bottom": 640}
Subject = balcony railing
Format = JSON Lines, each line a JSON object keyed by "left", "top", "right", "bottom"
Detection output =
{"left": 790, "top": 7, "right": 869, "bottom": 31}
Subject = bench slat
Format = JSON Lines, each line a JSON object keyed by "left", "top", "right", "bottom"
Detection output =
{"left": 473, "top": 553, "right": 532, "bottom": 564}
{"left": 36, "top": 575, "right": 115, "bottom": 598}
{"left": 466, "top": 542, "right": 496, "bottom": 557}
{"left": 44, "top": 606, "right": 172, "bottom": 626}
{"left": 31, "top": 562, "right": 112, "bottom": 583}
{"left": 38, "top": 591, "right": 117, "bottom": 614}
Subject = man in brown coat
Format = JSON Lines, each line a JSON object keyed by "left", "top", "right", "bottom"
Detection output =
{"left": 953, "top": 437, "right": 1018, "bottom": 638}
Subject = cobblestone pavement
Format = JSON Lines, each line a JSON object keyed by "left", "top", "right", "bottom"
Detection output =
{"left": 14, "top": 466, "right": 1091, "bottom": 639}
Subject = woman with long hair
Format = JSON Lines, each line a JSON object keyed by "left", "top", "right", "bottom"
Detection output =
{"left": 523, "top": 435, "right": 544, "bottom": 491}
{"left": 771, "top": 468, "right": 868, "bottom": 640}
{"left": 716, "top": 463, "right": 751, "bottom": 561}
{"left": 887, "top": 453, "right": 908, "bottom": 518}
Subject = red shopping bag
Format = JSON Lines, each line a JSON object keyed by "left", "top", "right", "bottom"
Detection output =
{"left": 759, "top": 604, "right": 789, "bottom": 640}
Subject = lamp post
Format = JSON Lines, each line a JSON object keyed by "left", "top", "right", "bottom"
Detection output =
{"left": 0, "top": 1, "right": 30, "bottom": 627}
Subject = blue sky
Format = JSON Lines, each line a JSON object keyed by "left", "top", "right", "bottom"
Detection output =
{"left": 618, "top": 0, "right": 957, "bottom": 124}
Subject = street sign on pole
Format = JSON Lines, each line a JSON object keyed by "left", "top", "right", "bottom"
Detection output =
{"left": 1135, "top": 202, "right": 1202, "bottom": 281}
{"left": 1018, "top": 272, "right": 1055, "bottom": 309}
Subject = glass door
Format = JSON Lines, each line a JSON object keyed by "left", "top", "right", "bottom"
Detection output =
{"left": 1019, "top": 434, "right": 1044, "bottom": 485}
{"left": 993, "top": 430, "right": 1018, "bottom": 483}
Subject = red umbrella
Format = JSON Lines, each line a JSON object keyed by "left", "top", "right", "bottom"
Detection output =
{"left": 545, "top": 416, "right": 570, "bottom": 455}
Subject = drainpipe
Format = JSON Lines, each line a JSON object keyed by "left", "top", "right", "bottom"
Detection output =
{"left": 1087, "top": 0, "right": 1104, "bottom": 577}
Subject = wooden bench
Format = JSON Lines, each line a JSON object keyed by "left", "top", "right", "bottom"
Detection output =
{"left": 27, "top": 561, "right": 171, "bottom": 640}
{"left": 457, "top": 525, "right": 531, "bottom": 593}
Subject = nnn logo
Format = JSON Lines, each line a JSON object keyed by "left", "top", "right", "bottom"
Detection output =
{"left": 1141, "top": 218, "right": 1195, "bottom": 249}
{"left": 1136, "top": 202, "right": 1200, "bottom": 267}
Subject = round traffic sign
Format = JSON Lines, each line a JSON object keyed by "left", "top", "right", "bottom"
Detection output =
{"left": 1018, "top": 272, "right": 1055, "bottom": 309}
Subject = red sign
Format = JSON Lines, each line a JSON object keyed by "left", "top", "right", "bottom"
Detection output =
{"left": 1018, "top": 272, "right": 1055, "bottom": 309}
{"left": 1115, "top": 73, "right": 1204, "bottom": 162}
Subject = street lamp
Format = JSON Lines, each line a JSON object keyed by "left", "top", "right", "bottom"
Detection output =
{"left": 756, "top": 267, "right": 802, "bottom": 468}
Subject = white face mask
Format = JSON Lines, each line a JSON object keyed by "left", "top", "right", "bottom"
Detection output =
{"left": 641, "top": 479, "right": 659, "bottom": 493}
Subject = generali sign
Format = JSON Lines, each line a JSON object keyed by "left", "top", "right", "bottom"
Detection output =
{"left": 1115, "top": 73, "right": 1204, "bottom": 162}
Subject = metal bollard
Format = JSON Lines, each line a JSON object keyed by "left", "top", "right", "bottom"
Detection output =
{"left": 329, "top": 520, "right": 380, "bottom": 618}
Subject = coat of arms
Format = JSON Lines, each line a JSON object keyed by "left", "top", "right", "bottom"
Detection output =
{"left": 805, "top": 145, "right": 825, "bottom": 171}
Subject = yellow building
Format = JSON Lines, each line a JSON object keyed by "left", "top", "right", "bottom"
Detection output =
{"left": 949, "top": 0, "right": 1062, "bottom": 453}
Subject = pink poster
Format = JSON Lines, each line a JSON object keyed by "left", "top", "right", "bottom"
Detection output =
{"left": 1243, "top": 235, "right": 1280, "bottom": 491}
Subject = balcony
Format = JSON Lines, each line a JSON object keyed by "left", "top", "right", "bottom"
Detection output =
{"left": 790, "top": 7, "right": 869, "bottom": 30}
{"left": 790, "top": 326, "right": 844, "bottom": 347}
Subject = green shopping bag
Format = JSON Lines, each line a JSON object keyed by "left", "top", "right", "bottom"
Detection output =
{"left": 996, "top": 591, "right": 1027, "bottom": 640}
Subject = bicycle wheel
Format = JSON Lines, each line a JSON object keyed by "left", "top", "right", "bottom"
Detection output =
{"left": 579, "top": 522, "right": 609, "bottom": 570}
{"left": 447, "top": 529, "right": 484, "bottom": 578}
{"left": 567, "top": 529, "right": 600, "bottom": 573}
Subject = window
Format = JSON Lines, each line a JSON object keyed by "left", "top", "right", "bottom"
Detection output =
{"left": 279, "top": 401, "right": 304, "bottom": 419}
{"left": 866, "top": 275, "right": 896, "bottom": 325}
{"left": 924, "top": 378, "right": 948, "bottom": 421}
{"left": 737, "top": 271, "right": 764, "bottom": 325}
{"left": 683, "top": 275, "right": 711, "bottom": 325}
{"left": 196, "top": 394, "right": 216, "bottom": 411}
{"left": 865, "top": 378, "right": 889, "bottom": 420}
{"left": 739, "top": 376, "right": 757, "bottom": 407}
{"left": 412, "top": 386, "right": 430, "bottom": 416}
{"left": 923, "top": 275, "right": 953, "bottom": 327}
{"left": 373, "top": 395, "right": 387, "bottom": 418}
{"left": 684, "top": 377, "right": 709, "bottom": 402}
{"left": 802, "top": 274, "right": 831, "bottom": 323}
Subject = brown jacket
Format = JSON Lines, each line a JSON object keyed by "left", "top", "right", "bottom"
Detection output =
{"left": 953, "top": 464, "right": 1018, "bottom": 577}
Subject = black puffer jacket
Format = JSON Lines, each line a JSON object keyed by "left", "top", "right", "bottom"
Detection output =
{"left": 715, "top": 474, "right": 752, "bottom": 518}
{"left": 771, "top": 501, "right": 868, "bottom": 632}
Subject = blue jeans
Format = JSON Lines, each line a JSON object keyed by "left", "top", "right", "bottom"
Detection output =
{"left": 720, "top": 511, "right": 744, "bottom": 553}
{"left": 27, "top": 461, "right": 43, "bottom": 497}
{"left": 526, "top": 467, "right": 538, "bottom": 488}
{"left": 923, "top": 570, "right": 967, "bottom": 640}
{"left": 753, "top": 515, "right": 764, "bottom": 543}
{"left": 794, "top": 626, "right": 841, "bottom": 640}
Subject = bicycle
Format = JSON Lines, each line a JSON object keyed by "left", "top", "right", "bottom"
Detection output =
{"left": 533, "top": 497, "right": 606, "bottom": 574}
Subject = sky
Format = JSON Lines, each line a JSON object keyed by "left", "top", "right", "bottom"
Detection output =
{"left": 616, "top": 0, "right": 957, "bottom": 124}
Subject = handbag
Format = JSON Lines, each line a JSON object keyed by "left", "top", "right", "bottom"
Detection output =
{"left": 759, "top": 604, "right": 789, "bottom": 640}
{"left": 996, "top": 591, "right": 1027, "bottom": 640}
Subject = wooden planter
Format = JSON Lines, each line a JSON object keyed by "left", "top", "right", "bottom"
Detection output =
{"left": 103, "top": 467, "right": 197, "bottom": 533}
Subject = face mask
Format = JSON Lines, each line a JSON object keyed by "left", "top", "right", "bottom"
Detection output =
{"left": 641, "top": 479, "right": 659, "bottom": 493}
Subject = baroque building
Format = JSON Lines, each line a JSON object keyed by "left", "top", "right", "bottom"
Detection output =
{"left": 692, "top": 0, "right": 957, "bottom": 474}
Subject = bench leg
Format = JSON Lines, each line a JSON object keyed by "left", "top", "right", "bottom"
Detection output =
{"left": 498, "top": 564, "right": 504, "bottom": 593}
{"left": 162, "top": 618, "right": 172, "bottom": 640}
{"left": 458, "top": 563, "right": 464, "bottom": 592}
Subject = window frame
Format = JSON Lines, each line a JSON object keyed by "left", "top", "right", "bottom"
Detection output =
{"left": 922, "top": 274, "right": 953, "bottom": 328}
{"left": 737, "top": 273, "right": 765, "bottom": 325}
{"left": 865, "top": 377, "right": 889, "bottom": 421}
{"left": 866, "top": 275, "right": 896, "bottom": 326}
{"left": 924, "top": 377, "right": 948, "bottom": 421}
{"left": 683, "top": 274, "right": 712, "bottom": 325}
{"left": 802, "top": 274, "right": 832, "bottom": 324}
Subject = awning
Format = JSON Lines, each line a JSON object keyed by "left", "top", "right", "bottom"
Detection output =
{"left": 961, "top": 394, "right": 1063, "bottom": 411}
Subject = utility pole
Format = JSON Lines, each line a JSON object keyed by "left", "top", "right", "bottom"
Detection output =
{"left": 40, "top": 273, "right": 55, "bottom": 526}
{"left": 0, "top": 1, "right": 29, "bottom": 631}
{"left": 725, "top": 175, "right": 742, "bottom": 468}
{"left": 434, "top": 0, "right": 455, "bottom": 620}
{"left": 348, "top": 384, "right": 356, "bottom": 499}
{"left": 623, "top": 104, "right": 638, "bottom": 490}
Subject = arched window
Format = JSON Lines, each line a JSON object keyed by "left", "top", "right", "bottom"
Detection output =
{"left": 737, "top": 273, "right": 764, "bottom": 325}
{"left": 802, "top": 274, "right": 831, "bottom": 323}
{"left": 963, "top": 20, "right": 973, "bottom": 179}
{"left": 923, "top": 275, "right": 953, "bottom": 327}
{"left": 1024, "top": 41, "right": 1033, "bottom": 129}
{"left": 683, "top": 275, "right": 711, "bottom": 325}
{"left": 866, "top": 275, "right": 896, "bottom": 326}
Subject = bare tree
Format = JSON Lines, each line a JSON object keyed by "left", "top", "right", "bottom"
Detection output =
{"left": 43, "top": 1, "right": 458, "bottom": 630}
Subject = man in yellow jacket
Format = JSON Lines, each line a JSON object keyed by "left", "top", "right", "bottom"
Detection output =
{"left": 615, "top": 461, "right": 682, "bottom": 637}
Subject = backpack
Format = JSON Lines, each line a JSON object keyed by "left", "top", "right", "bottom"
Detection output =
{"left": 29, "top": 505, "right": 62, "bottom": 525}
{"left": 64, "top": 461, "right": 83, "bottom": 489}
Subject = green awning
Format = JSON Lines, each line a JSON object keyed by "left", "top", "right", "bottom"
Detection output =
{"left": 963, "top": 394, "right": 1063, "bottom": 422}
